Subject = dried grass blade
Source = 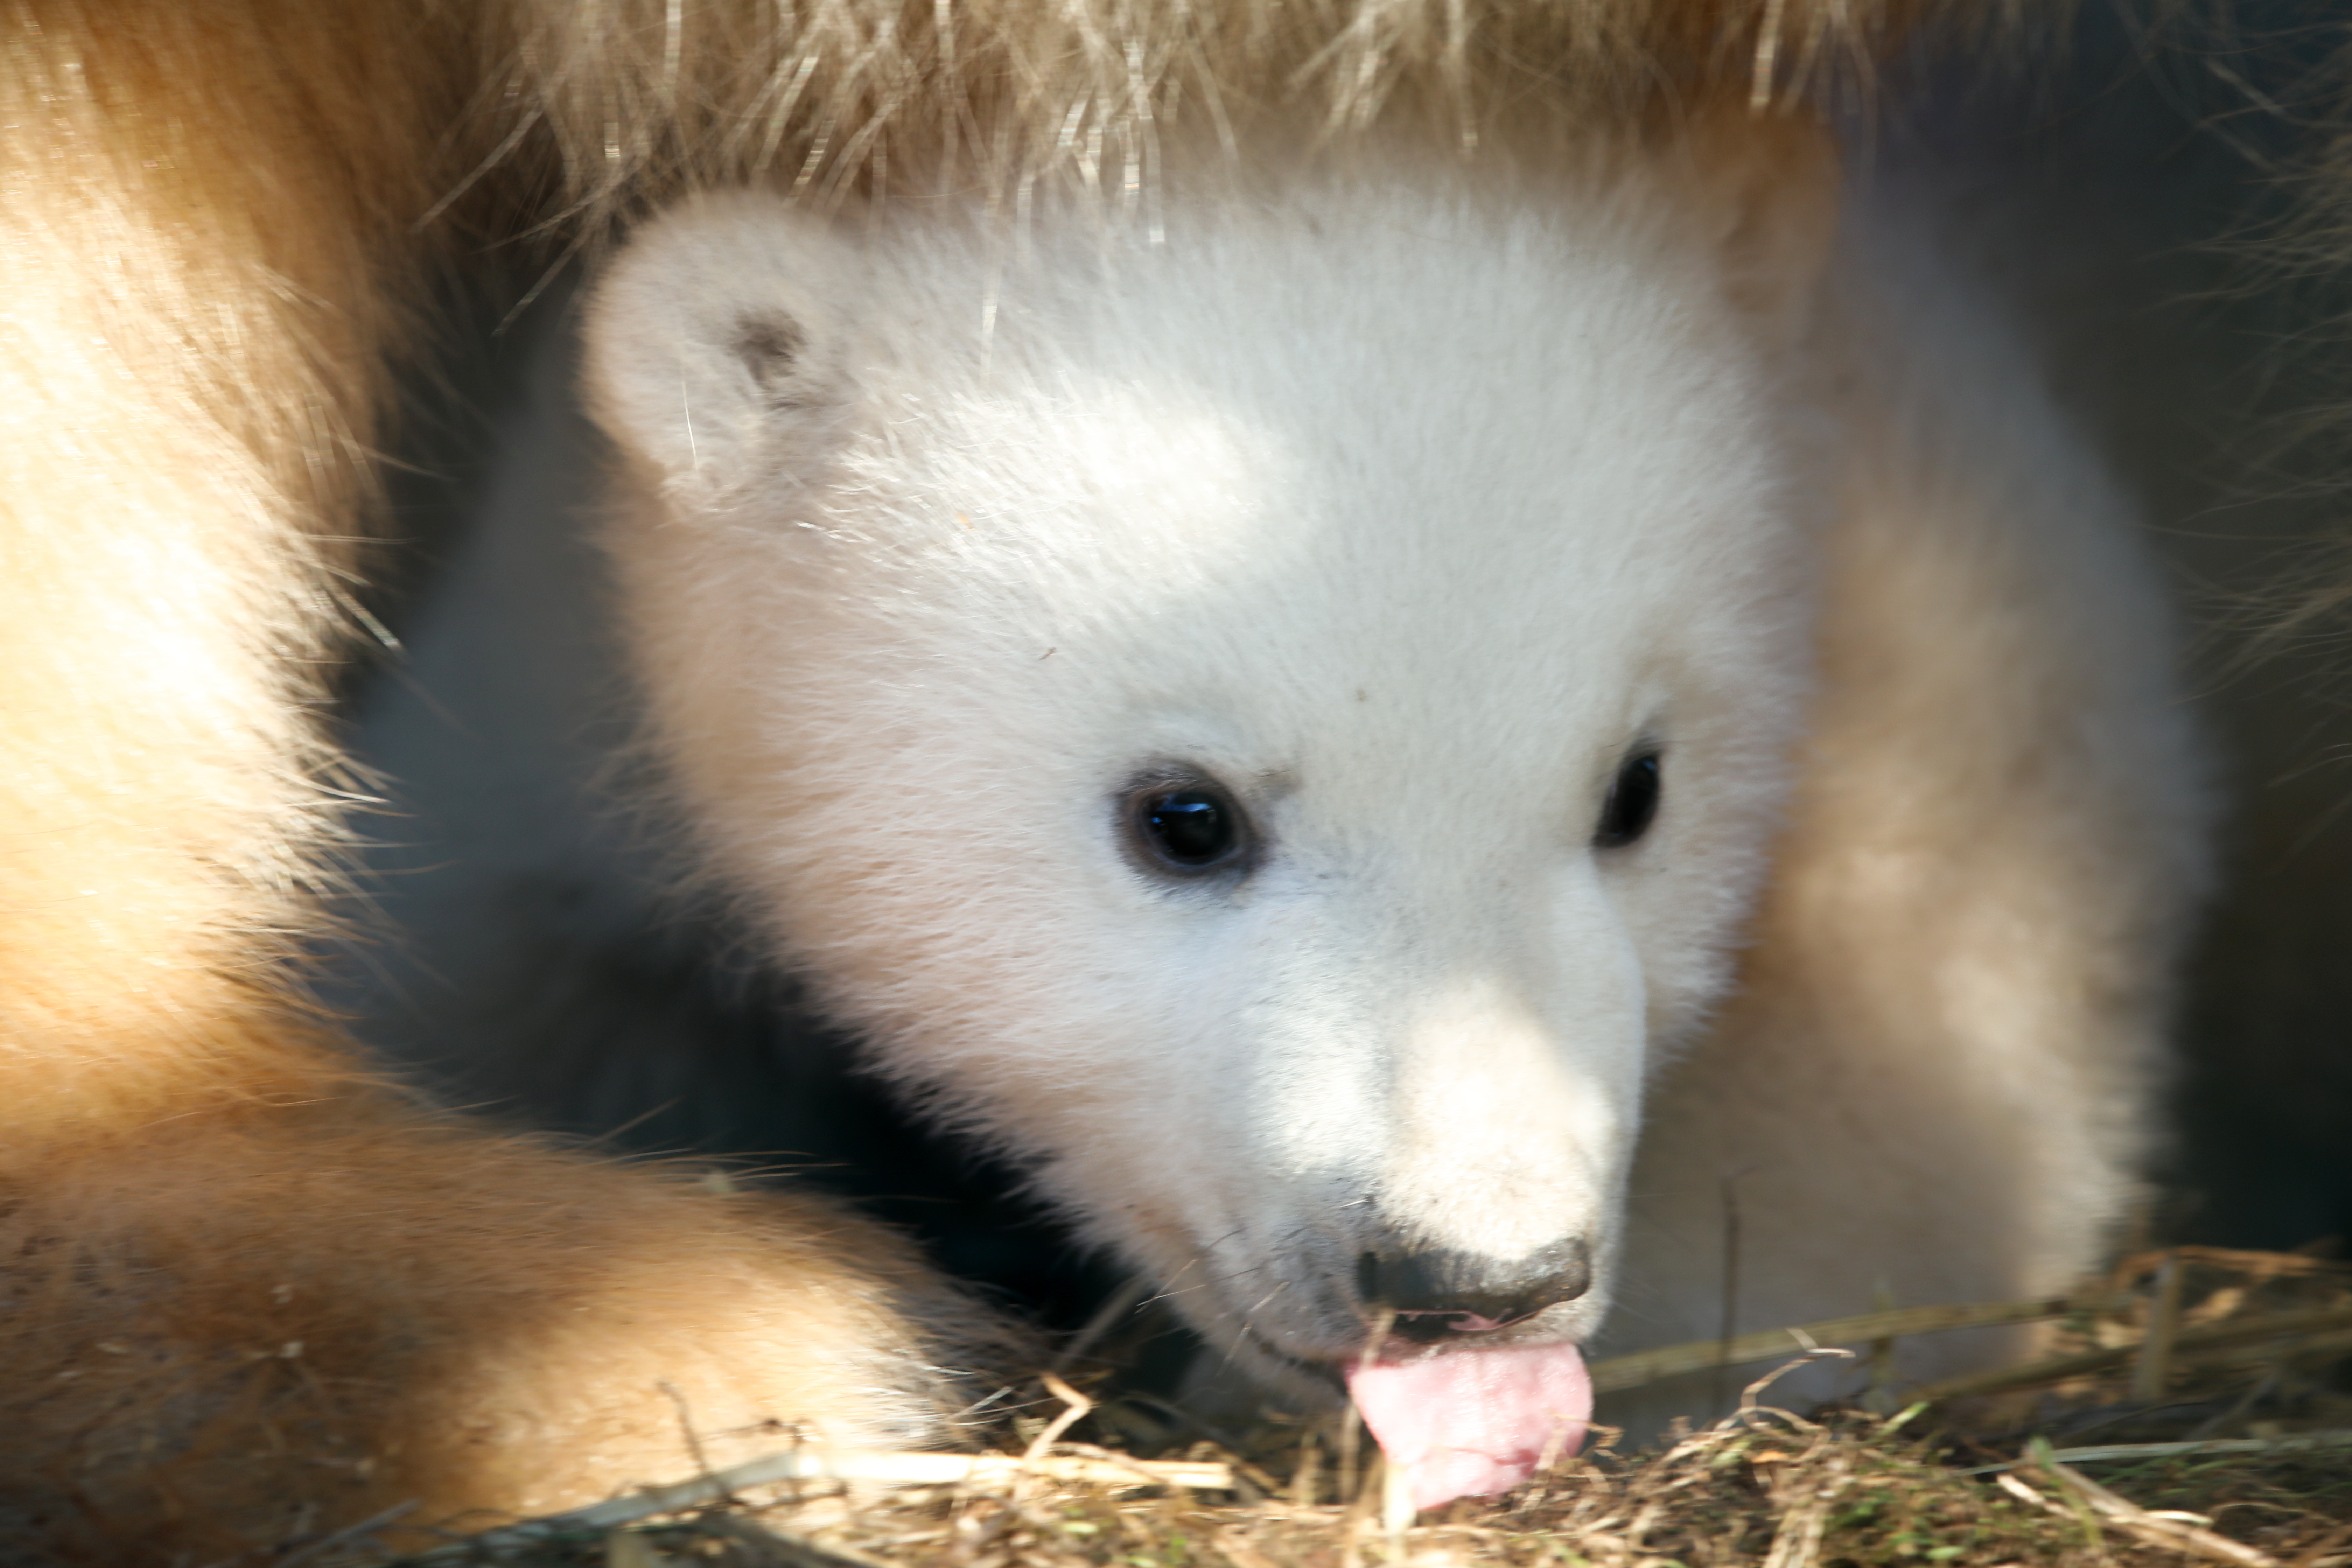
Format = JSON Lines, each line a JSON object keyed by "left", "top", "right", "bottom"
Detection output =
{"left": 420, "top": 1448, "right": 1236, "bottom": 1559}
{"left": 1589, "top": 1296, "right": 2083, "bottom": 1394}
{"left": 1976, "top": 1430, "right": 2352, "bottom": 1469}
{"left": 1916, "top": 1304, "right": 2352, "bottom": 1405}
{"left": 2031, "top": 1443, "right": 2285, "bottom": 1568}
{"left": 1759, "top": 1455, "right": 1850, "bottom": 1568}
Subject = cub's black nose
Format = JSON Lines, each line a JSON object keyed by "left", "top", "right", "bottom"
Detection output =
{"left": 1356, "top": 1237, "right": 1592, "bottom": 1342}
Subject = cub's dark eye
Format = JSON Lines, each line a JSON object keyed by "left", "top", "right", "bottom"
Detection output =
{"left": 1594, "top": 750, "right": 1662, "bottom": 849}
{"left": 1128, "top": 780, "right": 1248, "bottom": 873}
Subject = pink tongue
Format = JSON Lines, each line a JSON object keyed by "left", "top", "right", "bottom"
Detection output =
{"left": 1345, "top": 1340, "right": 1591, "bottom": 1511}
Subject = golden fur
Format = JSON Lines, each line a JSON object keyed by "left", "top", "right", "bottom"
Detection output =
{"left": 1, "top": 1, "right": 2000, "bottom": 1558}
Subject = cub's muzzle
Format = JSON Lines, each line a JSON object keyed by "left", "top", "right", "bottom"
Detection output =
{"left": 1354, "top": 1236, "right": 1595, "bottom": 1343}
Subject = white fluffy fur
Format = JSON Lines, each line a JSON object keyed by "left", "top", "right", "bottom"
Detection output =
{"left": 578, "top": 138, "right": 2204, "bottom": 1409}
{"left": 0, "top": 1, "right": 2130, "bottom": 1553}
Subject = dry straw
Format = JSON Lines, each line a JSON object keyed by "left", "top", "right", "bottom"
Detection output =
{"left": 362, "top": 1246, "right": 2352, "bottom": 1568}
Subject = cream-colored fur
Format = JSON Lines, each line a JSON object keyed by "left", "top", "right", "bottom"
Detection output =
{"left": 575, "top": 137, "right": 2201, "bottom": 1429}
{"left": 584, "top": 148, "right": 1823, "bottom": 1396}
{"left": 0, "top": 1, "right": 2098, "bottom": 1559}
{"left": 1607, "top": 189, "right": 2205, "bottom": 1416}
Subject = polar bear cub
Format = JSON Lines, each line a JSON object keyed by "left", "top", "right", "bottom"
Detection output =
{"left": 582, "top": 135, "right": 2202, "bottom": 1506}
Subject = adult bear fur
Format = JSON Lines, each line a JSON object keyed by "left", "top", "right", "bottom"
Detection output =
{"left": 0, "top": 1, "right": 2155, "bottom": 1559}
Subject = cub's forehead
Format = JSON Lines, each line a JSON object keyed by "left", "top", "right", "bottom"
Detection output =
{"left": 588, "top": 177, "right": 1820, "bottom": 823}
{"left": 587, "top": 175, "right": 1815, "bottom": 736}
{"left": 840, "top": 184, "right": 1798, "bottom": 643}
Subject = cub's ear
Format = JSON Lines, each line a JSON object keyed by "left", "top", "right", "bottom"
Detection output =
{"left": 582, "top": 191, "right": 861, "bottom": 499}
{"left": 1664, "top": 100, "right": 1841, "bottom": 348}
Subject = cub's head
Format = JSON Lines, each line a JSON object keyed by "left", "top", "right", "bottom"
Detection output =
{"left": 585, "top": 137, "right": 1832, "bottom": 1495}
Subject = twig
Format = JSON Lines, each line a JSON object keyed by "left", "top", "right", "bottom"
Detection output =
{"left": 2178, "top": 1326, "right": 2352, "bottom": 1377}
{"left": 1867, "top": 1280, "right": 1897, "bottom": 1413}
{"left": 1022, "top": 1371, "right": 1094, "bottom": 1465}
{"left": 1381, "top": 1446, "right": 1415, "bottom": 1541}
{"left": 2134, "top": 1251, "right": 2187, "bottom": 1403}
{"left": 656, "top": 1380, "right": 728, "bottom": 1504}
{"left": 1335, "top": 1397, "right": 1363, "bottom": 1508}
{"left": 1015, "top": 1370, "right": 1094, "bottom": 1502}
{"left": 1722, "top": 1336, "right": 1853, "bottom": 1430}
{"left": 1292, "top": 1426, "right": 1318, "bottom": 1508}
{"left": 2112, "top": 1246, "right": 2351, "bottom": 1285}
{"left": 1714, "top": 1169, "right": 1746, "bottom": 1413}
{"left": 1588, "top": 1295, "right": 2090, "bottom": 1394}
{"left": 1759, "top": 1452, "right": 1851, "bottom": 1568}
{"left": 408, "top": 1448, "right": 1236, "bottom": 1559}
{"left": 1915, "top": 1305, "right": 2352, "bottom": 1405}
{"left": 2004, "top": 1441, "right": 2286, "bottom": 1568}
{"left": 271, "top": 1499, "right": 421, "bottom": 1568}
{"left": 1996, "top": 1471, "right": 2104, "bottom": 1556}
{"left": 1338, "top": 1307, "right": 1392, "bottom": 1506}
{"left": 697, "top": 1509, "right": 899, "bottom": 1568}
{"left": 1968, "top": 1429, "right": 2352, "bottom": 1471}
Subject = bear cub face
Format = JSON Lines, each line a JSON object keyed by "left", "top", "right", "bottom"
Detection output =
{"left": 584, "top": 159, "right": 1824, "bottom": 1403}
